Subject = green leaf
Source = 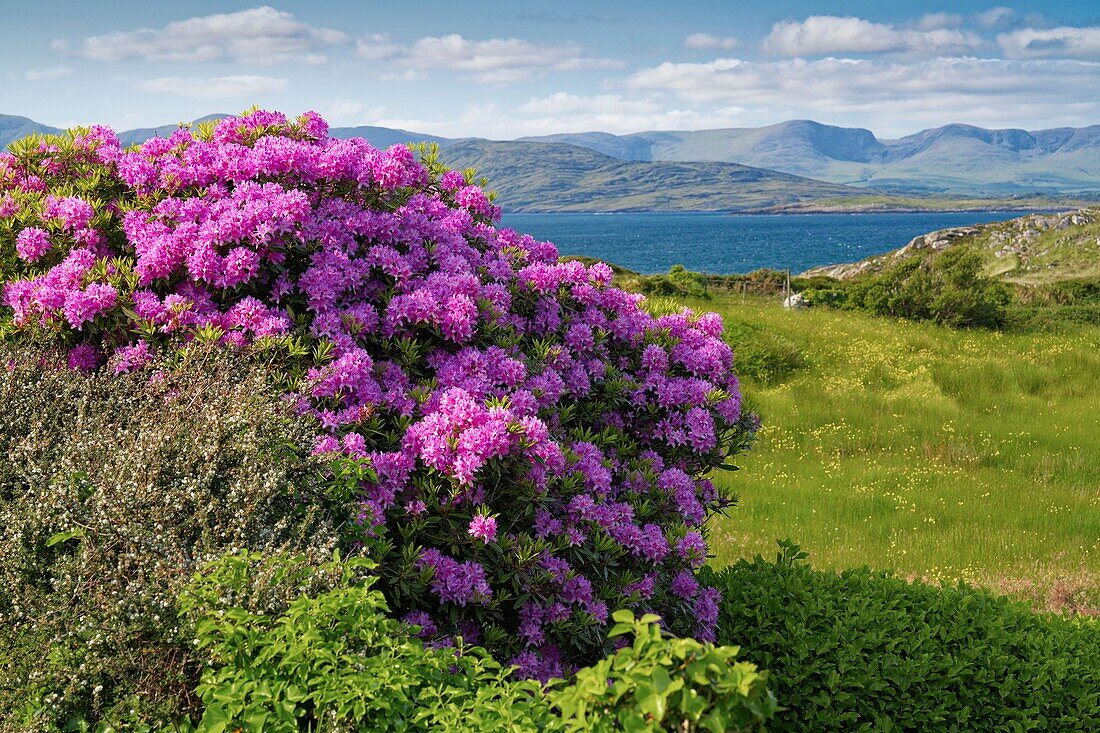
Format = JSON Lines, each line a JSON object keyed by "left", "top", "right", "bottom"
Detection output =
{"left": 46, "top": 528, "right": 85, "bottom": 547}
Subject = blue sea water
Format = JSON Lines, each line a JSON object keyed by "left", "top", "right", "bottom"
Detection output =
{"left": 499, "top": 211, "right": 1031, "bottom": 275}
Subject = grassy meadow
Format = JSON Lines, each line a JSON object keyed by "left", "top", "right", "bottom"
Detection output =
{"left": 675, "top": 292, "right": 1100, "bottom": 610}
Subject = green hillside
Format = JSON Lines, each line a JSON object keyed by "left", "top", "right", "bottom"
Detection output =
{"left": 0, "top": 114, "right": 62, "bottom": 148}
{"left": 803, "top": 209, "right": 1100, "bottom": 283}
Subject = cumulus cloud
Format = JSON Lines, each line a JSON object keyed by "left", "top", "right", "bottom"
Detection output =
{"left": 998, "top": 26, "right": 1100, "bottom": 59}
{"left": 355, "top": 33, "right": 621, "bottom": 83}
{"left": 25, "top": 66, "right": 73, "bottom": 81}
{"left": 917, "top": 13, "right": 963, "bottom": 31}
{"left": 684, "top": 33, "right": 738, "bottom": 50}
{"left": 625, "top": 56, "right": 1100, "bottom": 135}
{"left": 975, "top": 7, "right": 1018, "bottom": 30}
{"left": 75, "top": 6, "right": 347, "bottom": 64}
{"left": 762, "top": 15, "right": 982, "bottom": 56}
{"left": 374, "top": 95, "right": 747, "bottom": 138}
{"left": 356, "top": 34, "right": 402, "bottom": 60}
{"left": 137, "top": 75, "right": 287, "bottom": 99}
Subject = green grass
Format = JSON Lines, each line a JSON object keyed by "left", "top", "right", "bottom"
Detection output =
{"left": 686, "top": 293, "right": 1100, "bottom": 610}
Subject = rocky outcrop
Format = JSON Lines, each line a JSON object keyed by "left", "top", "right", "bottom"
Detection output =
{"left": 802, "top": 209, "right": 1099, "bottom": 280}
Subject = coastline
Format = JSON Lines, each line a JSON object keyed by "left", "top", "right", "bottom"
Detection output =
{"left": 500, "top": 204, "right": 1080, "bottom": 216}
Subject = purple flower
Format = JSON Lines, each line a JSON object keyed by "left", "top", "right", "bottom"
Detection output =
{"left": 468, "top": 514, "right": 497, "bottom": 543}
{"left": 15, "top": 227, "right": 51, "bottom": 262}
{"left": 66, "top": 343, "right": 101, "bottom": 372}
{"left": 676, "top": 531, "right": 708, "bottom": 569}
{"left": 418, "top": 549, "right": 492, "bottom": 607}
{"left": 670, "top": 570, "right": 700, "bottom": 599}
{"left": 112, "top": 340, "right": 153, "bottom": 374}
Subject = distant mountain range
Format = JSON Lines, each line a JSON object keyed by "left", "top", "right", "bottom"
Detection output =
{"left": 3, "top": 113, "right": 1098, "bottom": 212}
{"left": 436, "top": 140, "right": 875, "bottom": 212}
{"left": 522, "top": 120, "right": 1100, "bottom": 196}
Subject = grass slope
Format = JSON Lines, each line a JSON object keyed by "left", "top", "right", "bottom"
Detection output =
{"left": 686, "top": 292, "right": 1100, "bottom": 610}
{"left": 803, "top": 209, "right": 1100, "bottom": 283}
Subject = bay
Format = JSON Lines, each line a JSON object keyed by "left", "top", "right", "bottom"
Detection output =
{"left": 499, "top": 211, "right": 1032, "bottom": 275}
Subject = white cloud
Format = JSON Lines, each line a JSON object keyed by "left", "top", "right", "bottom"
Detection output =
{"left": 25, "top": 66, "right": 73, "bottom": 81}
{"left": 137, "top": 75, "right": 287, "bottom": 99}
{"left": 356, "top": 33, "right": 621, "bottom": 83}
{"left": 762, "top": 15, "right": 982, "bottom": 57}
{"left": 975, "top": 7, "right": 1017, "bottom": 30}
{"left": 75, "top": 6, "right": 347, "bottom": 64}
{"left": 998, "top": 26, "right": 1100, "bottom": 59}
{"left": 356, "top": 34, "right": 402, "bottom": 60}
{"left": 315, "top": 100, "right": 387, "bottom": 126}
{"left": 917, "top": 13, "right": 963, "bottom": 31}
{"left": 684, "top": 33, "right": 738, "bottom": 50}
{"left": 518, "top": 93, "right": 662, "bottom": 116}
{"left": 625, "top": 56, "right": 1100, "bottom": 136}
{"left": 375, "top": 95, "right": 747, "bottom": 139}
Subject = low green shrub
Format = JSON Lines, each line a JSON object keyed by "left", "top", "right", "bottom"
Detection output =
{"left": 182, "top": 554, "right": 774, "bottom": 730}
{"left": 0, "top": 347, "right": 349, "bottom": 730}
{"left": 635, "top": 264, "right": 712, "bottom": 299}
{"left": 180, "top": 553, "right": 558, "bottom": 733}
{"left": 843, "top": 248, "right": 1010, "bottom": 328}
{"left": 1014, "top": 278, "right": 1100, "bottom": 306}
{"left": 706, "top": 541, "right": 1100, "bottom": 732}
{"left": 551, "top": 610, "right": 775, "bottom": 732}
{"left": 181, "top": 554, "right": 775, "bottom": 733}
{"left": 722, "top": 320, "right": 804, "bottom": 386}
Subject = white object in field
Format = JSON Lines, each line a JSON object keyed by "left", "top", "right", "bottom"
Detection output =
{"left": 783, "top": 292, "right": 806, "bottom": 309}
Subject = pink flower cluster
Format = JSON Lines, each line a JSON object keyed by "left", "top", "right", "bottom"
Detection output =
{"left": 0, "top": 110, "right": 754, "bottom": 677}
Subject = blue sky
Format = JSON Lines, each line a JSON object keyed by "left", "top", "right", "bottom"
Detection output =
{"left": 3, "top": 1, "right": 1100, "bottom": 137}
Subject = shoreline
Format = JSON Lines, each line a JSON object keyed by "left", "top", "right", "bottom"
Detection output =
{"left": 501, "top": 206, "right": 1072, "bottom": 216}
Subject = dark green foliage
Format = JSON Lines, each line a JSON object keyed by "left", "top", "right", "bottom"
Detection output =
{"left": 623, "top": 264, "right": 712, "bottom": 299}
{"left": 551, "top": 610, "right": 776, "bottom": 732}
{"left": 0, "top": 347, "right": 348, "bottom": 731}
{"left": 1007, "top": 278, "right": 1100, "bottom": 328}
{"left": 180, "top": 553, "right": 558, "bottom": 733}
{"left": 722, "top": 320, "right": 804, "bottom": 386}
{"left": 710, "top": 269, "right": 793, "bottom": 297}
{"left": 1017, "top": 278, "right": 1100, "bottom": 305}
{"left": 706, "top": 542, "right": 1100, "bottom": 732}
{"left": 843, "top": 247, "right": 1010, "bottom": 328}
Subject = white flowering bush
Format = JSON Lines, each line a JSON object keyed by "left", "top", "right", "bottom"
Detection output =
{"left": 0, "top": 347, "right": 346, "bottom": 729}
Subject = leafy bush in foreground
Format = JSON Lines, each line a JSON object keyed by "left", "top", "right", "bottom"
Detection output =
{"left": 181, "top": 553, "right": 558, "bottom": 733}
{"left": 182, "top": 553, "right": 774, "bottom": 733}
{"left": 551, "top": 610, "right": 775, "bottom": 732}
{"left": 0, "top": 348, "right": 345, "bottom": 730}
{"left": 0, "top": 110, "right": 755, "bottom": 675}
{"left": 707, "top": 542, "right": 1100, "bottom": 732}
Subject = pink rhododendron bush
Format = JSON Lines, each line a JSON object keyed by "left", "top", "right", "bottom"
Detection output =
{"left": 0, "top": 110, "right": 756, "bottom": 678}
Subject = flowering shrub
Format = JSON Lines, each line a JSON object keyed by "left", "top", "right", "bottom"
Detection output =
{"left": 0, "top": 110, "right": 756, "bottom": 676}
{"left": 0, "top": 347, "right": 345, "bottom": 729}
